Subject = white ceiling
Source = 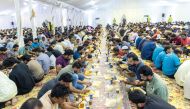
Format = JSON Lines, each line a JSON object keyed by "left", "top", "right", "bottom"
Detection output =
{"left": 58, "top": 0, "right": 109, "bottom": 9}
{"left": 0, "top": 0, "right": 190, "bottom": 15}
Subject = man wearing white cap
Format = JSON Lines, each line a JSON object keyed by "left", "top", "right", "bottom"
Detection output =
{"left": 121, "top": 46, "right": 130, "bottom": 61}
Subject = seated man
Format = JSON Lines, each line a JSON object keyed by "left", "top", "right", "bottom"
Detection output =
{"left": 21, "top": 54, "right": 44, "bottom": 83}
{"left": 112, "top": 47, "right": 124, "bottom": 58}
{"left": 33, "top": 48, "right": 51, "bottom": 74}
{"left": 139, "top": 65, "right": 168, "bottom": 101}
{"left": 121, "top": 46, "right": 130, "bottom": 61}
{"left": 20, "top": 98, "right": 43, "bottom": 109}
{"left": 128, "top": 87, "right": 176, "bottom": 109}
{"left": 0, "top": 47, "right": 7, "bottom": 64}
{"left": 141, "top": 38, "right": 156, "bottom": 60}
{"left": 135, "top": 34, "right": 144, "bottom": 49}
{"left": 3, "top": 57, "right": 35, "bottom": 95}
{"left": 181, "top": 34, "right": 190, "bottom": 46}
{"left": 37, "top": 73, "right": 89, "bottom": 99}
{"left": 56, "top": 49, "right": 73, "bottom": 72}
{"left": 40, "top": 83, "right": 78, "bottom": 109}
{"left": 31, "top": 38, "right": 40, "bottom": 49}
{"left": 0, "top": 71, "right": 17, "bottom": 108}
{"left": 162, "top": 49, "right": 182, "bottom": 78}
{"left": 152, "top": 41, "right": 164, "bottom": 63}
{"left": 155, "top": 45, "right": 172, "bottom": 70}
{"left": 73, "top": 46, "right": 84, "bottom": 60}
{"left": 7, "top": 44, "right": 19, "bottom": 58}
{"left": 47, "top": 46, "right": 62, "bottom": 58}
{"left": 184, "top": 71, "right": 190, "bottom": 99}
{"left": 138, "top": 38, "right": 146, "bottom": 51}
{"left": 45, "top": 49, "right": 56, "bottom": 68}
{"left": 58, "top": 61, "right": 91, "bottom": 90}
{"left": 174, "top": 60, "right": 190, "bottom": 86}
{"left": 127, "top": 52, "right": 144, "bottom": 81}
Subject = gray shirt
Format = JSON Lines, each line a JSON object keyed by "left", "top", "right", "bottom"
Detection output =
{"left": 57, "top": 65, "right": 73, "bottom": 79}
{"left": 146, "top": 74, "right": 168, "bottom": 102}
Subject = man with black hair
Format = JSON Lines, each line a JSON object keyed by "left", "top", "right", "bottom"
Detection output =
{"left": 162, "top": 48, "right": 182, "bottom": 78}
{"left": 57, "top": 61, "right": 91, "bottom": 90}
{"left": 112, "top": 46, "right": 124, "bottom": 58}
{"left": 37, "top": 72, "right": 89, "bottom": 99}
{"left": 21, "top": 54, "right": 44, "bottom": 83}
{"left": 31, "top": 38, "right": 40, "bottom": 49}
{"left": 73, "top": 46, "right": 84, "bottom": 60}
{"left": 56, "top": 49, "right": 73, "bottom": 73}
{"left": 47, "top": 46, "right": 62, "bottom": 58}
{"left": 51, "top": 40, "right": 64, "bottom": 54}
{"left": 155, "top": 45, "right": 173, "bottom": 70}
{"left": 7, "top": 44, "right": 19, "bottom": 57}
{"left": 128, "top": 87, "right": 175, "bottom": 109}
{"left": 152, "top": 40, "right": 164, "bottom": 63}
{"left": 6, "top": 38, "right": 14, "bottom": 50}
{"left": 0, "top": 47, "right": 7, "bottom": 63}
{"left": 33, "top": 48, "right": 51, "bottom": 74}
{"left": 20, "top": 98, "right": 43, "bottom": 109}
{"left": 126, "top": 52, "right": 144, "bottom": 81}
{"left": 40, "top": 83, "right": 77, "bottom": 109}
{"left": 141, "top": 37, "right": 156, "bottom": 60}
{"left": 2, "top": 57, "right": 35, "bottom": 95}
{"left": 139, "top": 65, "right": 168, "bottom": 101}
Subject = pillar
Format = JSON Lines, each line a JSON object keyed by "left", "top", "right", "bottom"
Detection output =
{"left": 14, "top": 0, "right": 24, "bottom": 47}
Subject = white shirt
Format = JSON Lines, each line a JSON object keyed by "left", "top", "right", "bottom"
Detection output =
{"left": 174, "top": 60, "right": 190, "bottom": 86}
{"left": 50, "top": 54, "right": 56, "bottom": 67}
{"left": 54, "top": 43, "right": 64, "bottom": 54}
{"left": 184, "top": 71, "right": 190, "bottom": 99}
{"left": 40, "top": 90, "right": 58, "bottom": 109}
{"left": 62, "top": 39, "right": 74, "bottom": 49}
{"left": 0, "top": 71, "right": 17, "bottom": 102}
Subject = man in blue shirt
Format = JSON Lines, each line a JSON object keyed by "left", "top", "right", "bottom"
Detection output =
{"left": 152, "top": 41, "right": 164, "bottom": 64}
{"left": 162, "top": 49, "right": 182, "bottom": 78}
{"left": 135, "top": 35, "right": 143, "bottom": 49}
{"left": 37, "top": 73, "right": 89, "bottom": 99}
{"left": 73, "top": 46, "right": 84, "bottom": 60}
{"left": 33, "top": 48, "right": 51, "bottom": 74}
{"left": 141, "top": 39, "right": 156, "bottom": 60}
{"left": 155, "top": 45, "right": 172, "bottom": 70}
{"left": 31, "top": 38, "right": 40, "bottom": 49}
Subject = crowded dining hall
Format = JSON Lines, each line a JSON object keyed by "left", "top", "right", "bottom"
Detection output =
{"left": 0, "top": 0, "right": 190, "bottom": 109}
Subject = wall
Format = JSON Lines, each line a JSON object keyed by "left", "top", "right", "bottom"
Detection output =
{"left": 0, "top": 1, "right": 86, "bottom": 29}
{"left": 88, "top": 0, "right": 190, "bottom": 26}
{"left": 0, "top": 15, "right": 15, "bottom": 29}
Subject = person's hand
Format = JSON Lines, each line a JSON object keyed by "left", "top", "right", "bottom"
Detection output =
{"left": 134, "top": 80, "right": 140, "bottom": 86}
{"left": 120, "top": 79, "right": 130, "bottom": 84}
{"left": 86, "top": 82, "right": 92, "bottom": 87}
{"left": 35, "top": 82, "right": 43, "bottom": 87}
{"left": 81, "top": 89, "right": 90, "bottom": 94}
{"left": 49, "top": 69, "right": 56, "bottom": 74}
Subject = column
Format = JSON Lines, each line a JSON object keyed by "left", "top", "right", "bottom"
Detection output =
{"left": 51, "top": 6, "right": 55, "bottom": 35}
{"left": 60, "top": 4, "right": 64, "bottom": 32}
{"left": 29, "top": 0, "right": 37, "bottom": 39}
{"left": 14, "top": 0, "right": 24, "bottom": 47}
